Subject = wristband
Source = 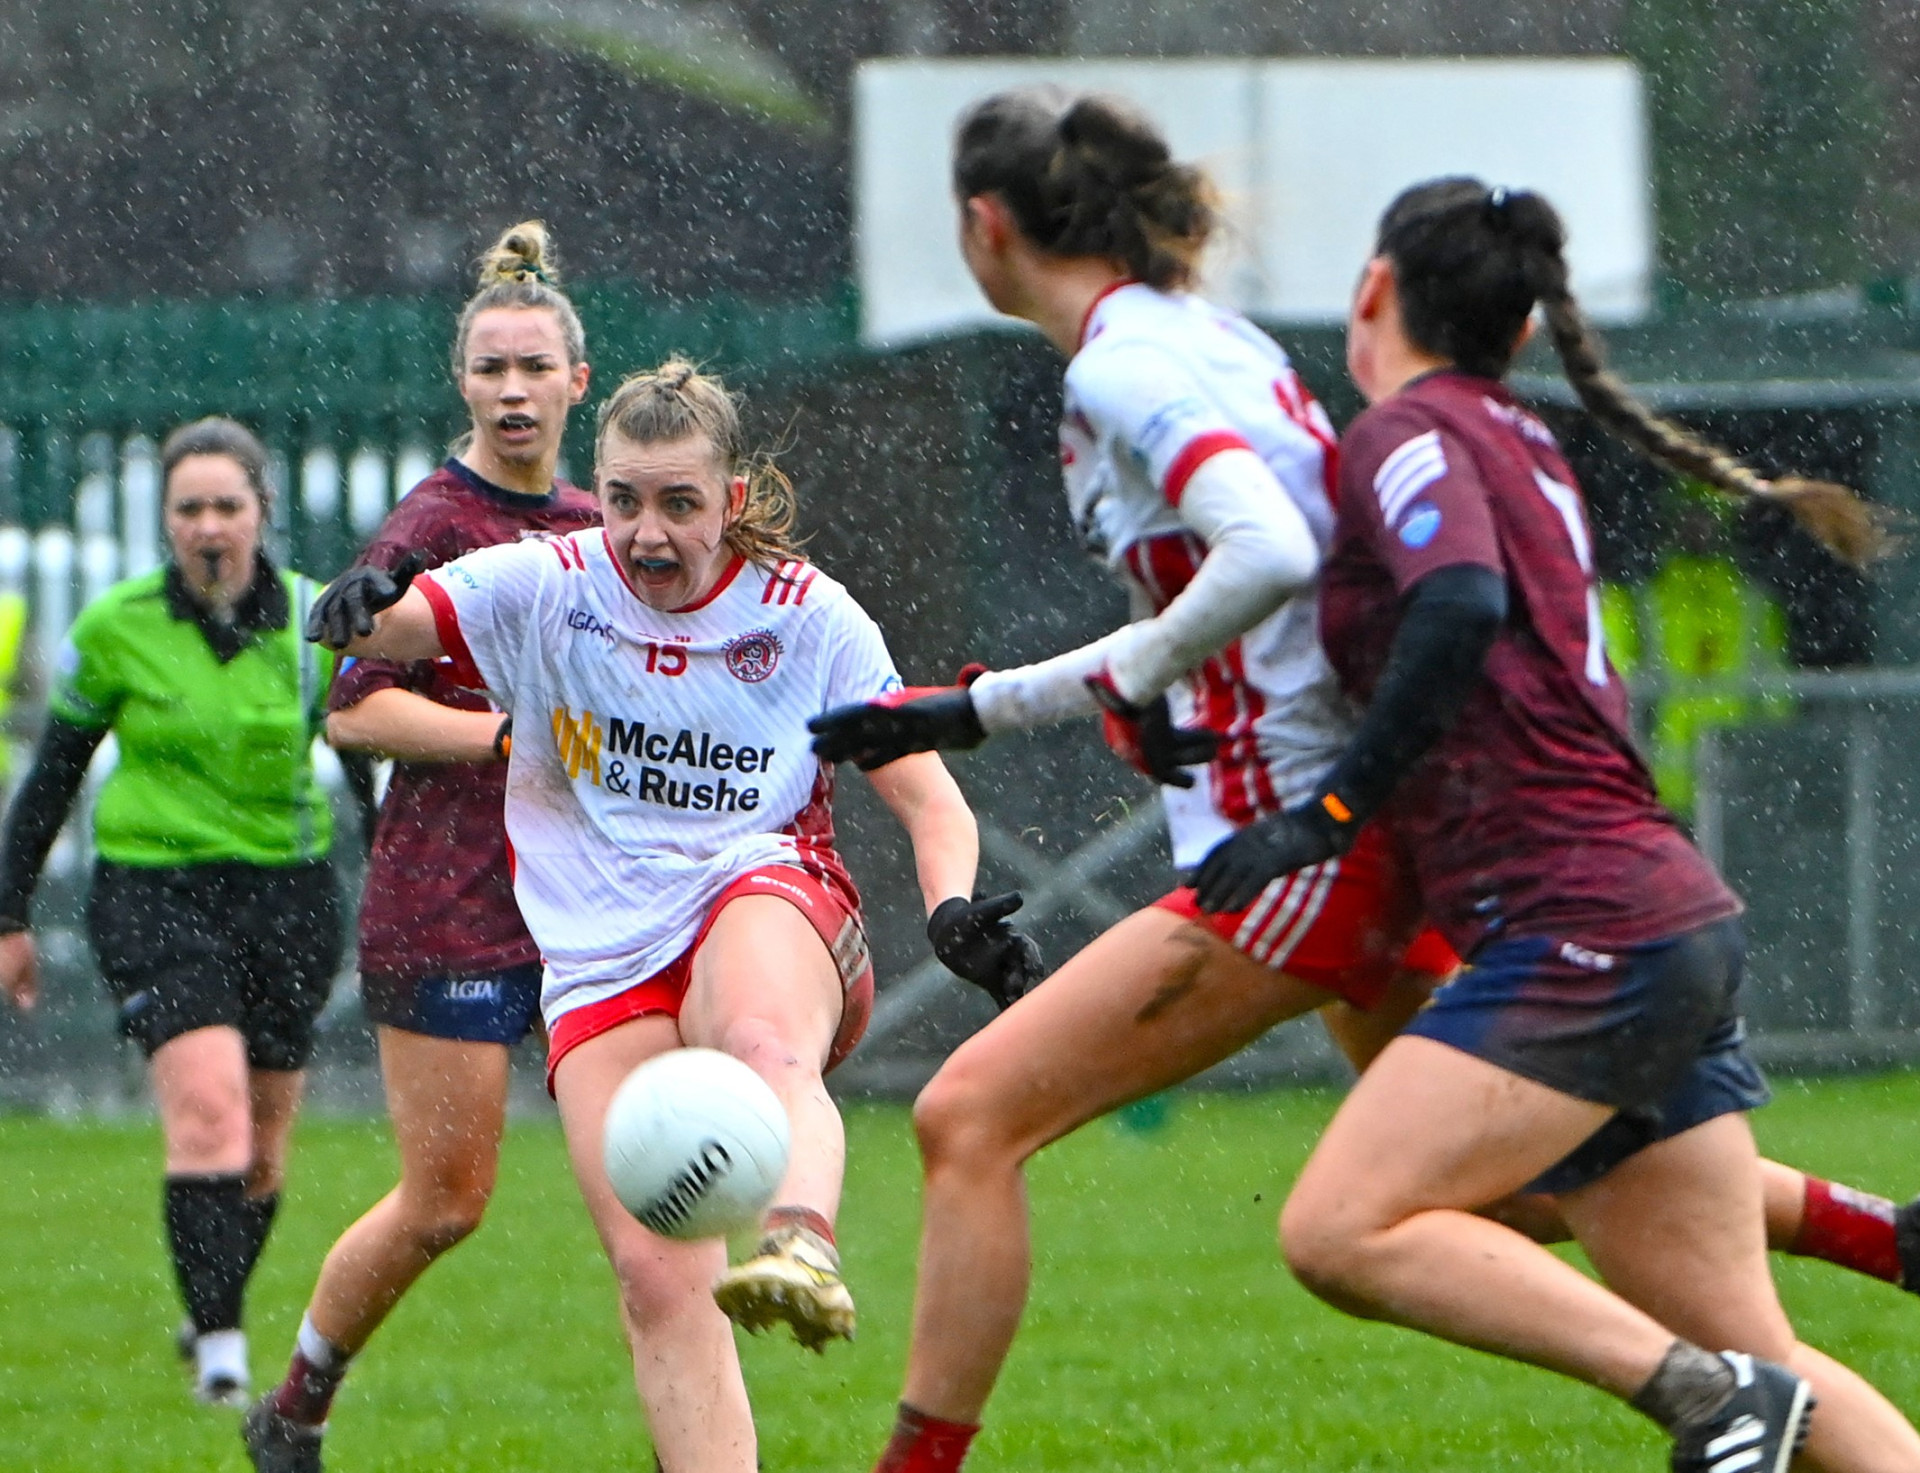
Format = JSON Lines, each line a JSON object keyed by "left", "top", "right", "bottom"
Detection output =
{"left": 493, "top": 716, "right": 513, "bottom": 761}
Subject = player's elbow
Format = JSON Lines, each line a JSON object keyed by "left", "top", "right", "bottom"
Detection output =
{"left": 325, "top": 708, "right": 374, "bottom": 753}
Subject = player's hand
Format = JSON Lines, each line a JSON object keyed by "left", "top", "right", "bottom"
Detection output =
{"left": 809, "top": 687, "right": 986, "bottom": 771}
{"left": 1192, "top": 799, "right": 1357, "bottom": 914}
{"left": 928, "top": 893, "right": 1044, "bottom": 1011}
{"left": 1086, "top": 676, "right": 1219, "bottom": 788}
{"left": 0, "top": 928, "right": 39, "bottom": 1011}
{"left": 307, "top": 550, "right": 429, "bottom": 649}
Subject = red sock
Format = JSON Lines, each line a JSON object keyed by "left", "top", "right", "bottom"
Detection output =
{"left": 764, "top": 1204, "right": 835, "bottom": 1247}
{"left": 1793, "top": 1176, "right": 1900, "bottom": 1283}
{"left": 875, "top": 1403, "right": 980, "bottom": 1473}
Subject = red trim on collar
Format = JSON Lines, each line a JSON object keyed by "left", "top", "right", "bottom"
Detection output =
{"left": 1077, "top": 278, "right": 1140, "bottom": 349}
{"left": 597, "top": 531, "right": 746, "bottom": 614}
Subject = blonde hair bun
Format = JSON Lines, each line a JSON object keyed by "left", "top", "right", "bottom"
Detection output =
{"left": 477, "top": 220, "right": 560, "bottom": 288}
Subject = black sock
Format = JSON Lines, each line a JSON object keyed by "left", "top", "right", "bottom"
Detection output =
{"left": 1630, "top": 1340, "right": 1737, "bottom": 1433}
{"left": 163, "top": 1172, "right": 252, "bottom": 1334}
{"left": 237, "top": 1191, "right": 280, "bottom": 1286}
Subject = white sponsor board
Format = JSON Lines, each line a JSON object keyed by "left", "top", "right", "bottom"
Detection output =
{"left": 854, "top": 57, "right": 1650, "bottom": 346}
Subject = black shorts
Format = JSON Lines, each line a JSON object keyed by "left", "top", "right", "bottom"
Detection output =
{"left": 1403, "top": 916, "right": 1770, "bottom": 1193}
{"left": 87, "top": 859, "right": 343, "bottom": 1071}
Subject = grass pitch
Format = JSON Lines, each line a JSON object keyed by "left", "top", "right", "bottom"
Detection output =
{"left": 3, "top": 1073, "right": 1919, "bottom": 1471}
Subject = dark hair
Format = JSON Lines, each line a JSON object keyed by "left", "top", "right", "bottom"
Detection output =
{"left": 451, "top": 219, "right": 587, "bottom": 373}
{"left": 1376, "top": 177, "right": 1893, "bottom": 566}
{"left": 595, "top": 359, "right": 800, "bottom": 569}
{"left": 159, "top": 417, "right": 272, "bottom": 506}
{"left": 953, "top": 87, "right": 1215, "bottom": 291}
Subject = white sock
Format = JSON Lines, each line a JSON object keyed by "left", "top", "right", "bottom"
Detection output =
{"left": 295, "top": 1313, "right": 348, "bottom": 1373}
{"left": 196, "top": 1328, "right": 249, "bottom": 1387}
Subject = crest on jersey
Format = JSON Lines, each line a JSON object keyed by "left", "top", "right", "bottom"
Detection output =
{"left": 725, "top": 628, "right": 783, "bottom": 683}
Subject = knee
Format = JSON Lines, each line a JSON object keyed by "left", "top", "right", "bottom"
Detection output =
{"left": 167, "top": 1078, "right": 250, "bottom": 1165}
{"left": 1277, "top": 1191, "right": 1381, "bottom": 1313}
{"left": 399, "top": 1180, "right": 493, "bottom": 1259}
{"left": 607, "top": 1242, "right": 710, "bottom": 1336}
{"left": 911, "top": 1058, "right": 1016, "bottom": 1177}
{"left": 717, "top": 1016, "right": 820, "bottom": 1090}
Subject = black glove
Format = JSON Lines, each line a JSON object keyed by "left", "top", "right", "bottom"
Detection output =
{"left": 1192, "top": 795, "right": 1359, "bottom": 914}
{"left": 307, "top": 550, "right": 429, "bottom": 649}
{"left": 1086, "top": 675, "right": 1219, "bottom": 788}
{"left": 928, "top": 892, "right": 1044, "bottom": 1011}
{"left": 809, "top": 686, "right": 986, "bottom": 771}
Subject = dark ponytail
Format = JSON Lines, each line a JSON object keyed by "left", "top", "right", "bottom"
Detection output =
{"left": 953, "top": 87, "right": 1215, "bottom": 290}
{"left": 1378, "top": 177, "right": 1894, "bottom": 566}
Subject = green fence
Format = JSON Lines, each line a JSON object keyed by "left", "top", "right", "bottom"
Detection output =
{"left": 0, "top": 285, "right": 859, "bottom": 577}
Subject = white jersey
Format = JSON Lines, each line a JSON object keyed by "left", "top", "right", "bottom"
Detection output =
{"left": 1063, "top": 283, "right": 1356, "bottom": 865}
{"left": 417, "top": 533, "right": 901, "bottom": 1026}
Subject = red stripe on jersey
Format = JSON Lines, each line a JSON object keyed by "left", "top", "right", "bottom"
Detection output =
{"left": 547, "top": 540, "right": 572, "bottom": 570}
{"left": 416, "top": 575, "right": 485, "bottom": 689}
{"left": 763, "top": 559, "right": 813, "bottom": 606}
{"left": 1163, "top": 431, "right": 1255, "bottom": 506}
{"left": 1125, "top": 532, "right": 1275, "bottom": 823}
{"left": 1274, "top": 372, "right": 1340, "bottom": 502}
{"left": 1077, "top": 278, "right": 1139, "bottom": 348}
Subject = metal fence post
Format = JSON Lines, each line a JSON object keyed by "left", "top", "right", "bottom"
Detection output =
{"left": 1846, "top": 706, "right": 1883, "bottom": 1030}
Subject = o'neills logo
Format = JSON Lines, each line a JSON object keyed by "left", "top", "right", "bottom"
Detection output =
{"left": 725, "top": 629, "right": 782, "bottom": 683}
{"left": 637, "top": 1139, "right": 734, "bottom": 1235}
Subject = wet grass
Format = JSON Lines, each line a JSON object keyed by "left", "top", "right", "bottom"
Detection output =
{"left": 3, "top": 1072, "right": 1919, "bottom": 1470}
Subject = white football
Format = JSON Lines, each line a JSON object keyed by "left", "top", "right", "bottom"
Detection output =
{"left": 601, "top": 1048, "right": 792, "bottom": 1241}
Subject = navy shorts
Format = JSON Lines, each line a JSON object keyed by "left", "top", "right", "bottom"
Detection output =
{"left": 360, "top": 962, "right": 543, "bottom": 1046}
{"left": 1405, "top": 916, "right": 1769, "bottom": 1193}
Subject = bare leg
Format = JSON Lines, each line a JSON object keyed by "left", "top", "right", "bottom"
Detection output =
{"left": 678, "top": 895, "right": 844, "bottom": 1219}
{"left": 1316, "top": 966, "right": 1438, "bottom": 1072}
{"left": 245, "top": 1068, "right": 305, "bottom": 1198}
{"left": 1560, "top": 1115, "right": 1920, "bottom": 1472}
{"left": 1280, "top": 1035, "right": 1673, "bottom": 1395}
{"left": 151, "top": 1025, "right": 253, "bottom": 1175}
{"left": 304, "top": 1029, "right": 510, "bottom": 1353}
{"left": 902, "top": 907, "right": 1341, "bottom": 1422}
{"left": 554, "top": 1015, "right": 756, "bottom": 1473}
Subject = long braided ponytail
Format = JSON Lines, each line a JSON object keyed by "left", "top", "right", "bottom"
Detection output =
{"left": 1378, "top": 178, "right": 1896, "bottom": 566}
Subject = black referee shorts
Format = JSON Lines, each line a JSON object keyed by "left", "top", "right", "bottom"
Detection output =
{"left": 87, "top": 859, "right": 343, "bottom": 1071}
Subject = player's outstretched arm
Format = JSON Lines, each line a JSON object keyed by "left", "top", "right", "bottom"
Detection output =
{"left": 306, "top": 552, "right": 445, "bottom": 661}
{"left": 1193, "top": 563, "right": 1507, "bottom": 912}
{"left": 864, "top": 750, "right": 1043, "bottom": 1010}
{"left": 809, "top": 677, "right": 987, "bottom": 770}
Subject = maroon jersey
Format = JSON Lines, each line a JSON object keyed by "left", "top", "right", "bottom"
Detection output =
{"left": 1318, "top": 372, "right": 1739, "bottom": 957}
{"left": 332, "top": 460, "right": 599, "bottom": 981}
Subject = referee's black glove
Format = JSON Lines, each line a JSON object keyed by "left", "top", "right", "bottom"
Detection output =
{"left": 1192, "top": 794, "right": 1360, "bottom": 914}
{"left": 1085, "top": 674, "right": 1219, "bottom": 789}
{"left": 809, "top": 685, "right": 986, "bottom": 771}
{"left": 928, "top": 892, "right": 1044, "bottom": 1011}
{"left": 307, "top": 550, "right": 429, "bottom": 649}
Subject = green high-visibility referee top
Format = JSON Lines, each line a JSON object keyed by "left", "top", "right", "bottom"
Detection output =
{"left": 49, "top": 562, "right": 340, "bottom": 867}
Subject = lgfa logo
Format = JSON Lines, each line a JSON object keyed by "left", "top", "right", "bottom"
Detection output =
{"left": 553, "top": 705, "right": 603, "bottom": 785}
